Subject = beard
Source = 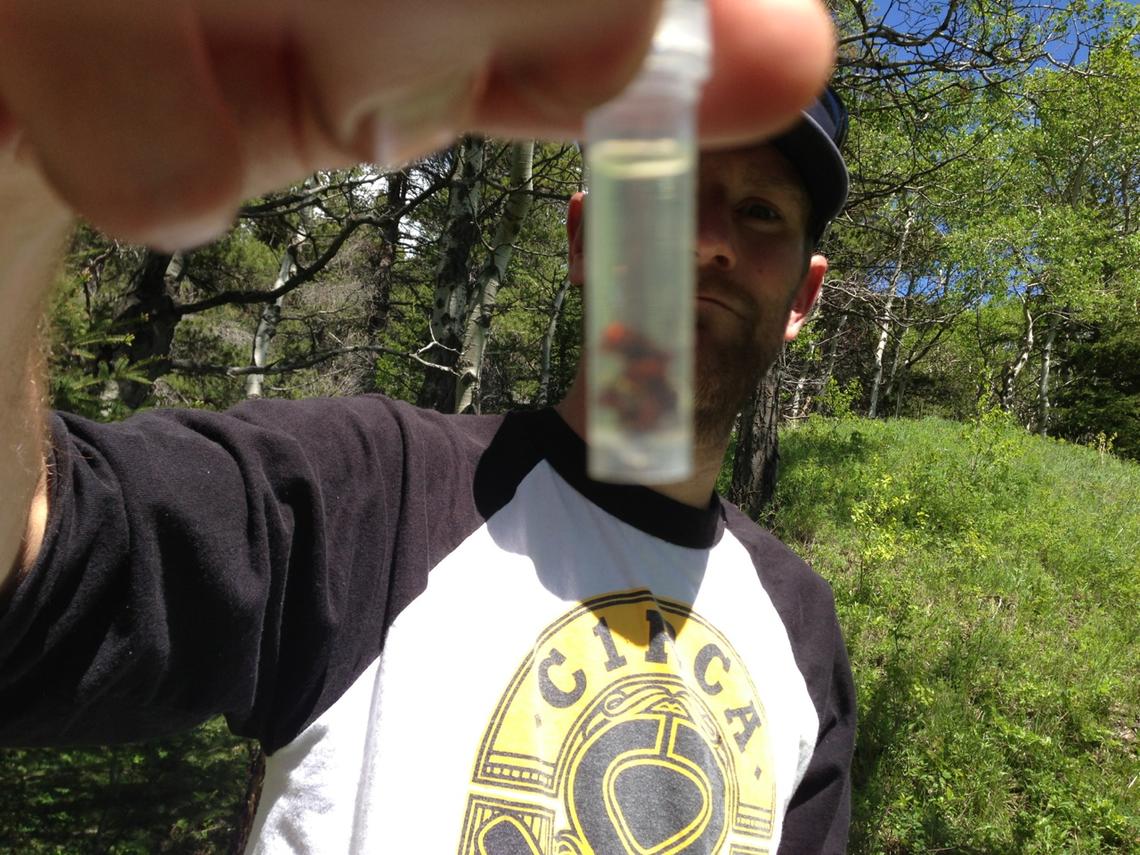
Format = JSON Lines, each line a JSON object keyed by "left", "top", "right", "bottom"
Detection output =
{"left": 693, "top": 281, "right": 788, "bottom": 446}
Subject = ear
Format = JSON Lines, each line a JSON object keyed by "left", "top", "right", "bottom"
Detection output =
{"left": 567, "top": 191, "right": 585, "bottom": 286}
{"left": 784, "top": 253, "right": 827, "bottom": 341}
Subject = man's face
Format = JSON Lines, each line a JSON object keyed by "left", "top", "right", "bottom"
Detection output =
{"left": 566, "top": 142, "right": 825, "bottom": 446}
{"left": 691, "top": 143, "right": 824, "bottom": 442}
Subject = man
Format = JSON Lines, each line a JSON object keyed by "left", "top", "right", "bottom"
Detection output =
{"left": 0, "top": 1, "right": 853, "bottom": 852}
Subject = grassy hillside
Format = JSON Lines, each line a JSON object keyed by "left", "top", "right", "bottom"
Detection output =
{"left": 774, "top": 413, "right": 1140, "bottom": 853}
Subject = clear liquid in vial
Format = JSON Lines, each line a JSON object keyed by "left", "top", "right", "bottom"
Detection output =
{"left": 586, "top": 138, "right": 695, "bottom": 483}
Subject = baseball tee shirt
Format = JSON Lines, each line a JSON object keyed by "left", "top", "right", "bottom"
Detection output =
{"left": 0, "top": 395, "right": 855, "bottom": 853}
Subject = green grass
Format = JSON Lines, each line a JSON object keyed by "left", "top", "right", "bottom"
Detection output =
{"left": 0, "top": 719, "right": 255, "bottom": 854}
{"left": 774, "top": 413, "right": 1140, "bottom": 854}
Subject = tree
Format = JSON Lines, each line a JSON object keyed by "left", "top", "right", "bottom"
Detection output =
{"left": 455, "top": 140, "right": 535, "bottom": 414}
{"left": 729, "top": 361, "right": 782, "bottom": 520}
{"left": 417, "top": 136, "right": 486, "bottom": 411}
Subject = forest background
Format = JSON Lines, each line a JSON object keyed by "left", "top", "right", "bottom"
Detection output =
{"left": 1, "top": 0, "right": 1138, "bottom": 852}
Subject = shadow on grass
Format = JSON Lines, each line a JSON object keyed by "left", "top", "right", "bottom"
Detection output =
{"left": 849, "top": 652, "right": 916, "bottom": 854}
{"left": 0, "top": 721, "right": 254, "bottom": 854}
{"left": 774, "top": 423, "right": 880, "bottom": 540}
{"left": 848, "top": 634, "right": 1001, "bottom": 855}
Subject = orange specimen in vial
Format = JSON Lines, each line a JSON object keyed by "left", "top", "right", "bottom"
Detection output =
{"left": 598, "top": 321, "right": 678, "bottom": 432}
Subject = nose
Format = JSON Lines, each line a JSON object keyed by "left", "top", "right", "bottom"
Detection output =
{"left": 696, "top": 193, "right": 736, "bottom": 271}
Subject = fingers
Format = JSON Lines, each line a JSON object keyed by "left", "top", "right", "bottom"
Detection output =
{"left": 699, "top": 0, "right": 836, "bottom": 145}
{"left": 281, "top": 1, "right": 490, "bottom": 170}
{"left": 0, "top": 101, "right": 16, "bottom": 153}
{"left": 0, "top": 1, "right": 244, "bottom": 248}
{"left": 472, "top": 2, "right": 662, "bottom": 140}
{"left": 284, "top": 1, "right": 664, "bottom": 164}
{"left": 0, "top": 0, "right": 665, "bottom": 245}
{"left": 472, "top": 0, "right": 835, "bottom": 145}
{"left": 0, "top": 0, "right": 835, "bottom": 249}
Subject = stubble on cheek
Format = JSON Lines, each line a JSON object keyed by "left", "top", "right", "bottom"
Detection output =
{"left": 691, "top": 258, "right": 807, "bottom": 445}
{"left": 693, "top": 306, "right": 784, "bottom": 445}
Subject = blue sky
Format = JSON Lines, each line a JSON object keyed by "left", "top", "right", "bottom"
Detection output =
{"left": 864, "top": 0, "right": 1138, "bottom": 72}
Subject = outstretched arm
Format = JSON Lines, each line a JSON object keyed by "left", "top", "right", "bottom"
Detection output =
{"left": 0, "top": 160, "right": 69, "bottom": 594}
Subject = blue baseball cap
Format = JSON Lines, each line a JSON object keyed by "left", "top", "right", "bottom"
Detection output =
{"left": 771, "top": 86, "right": 849, "bottom": 243}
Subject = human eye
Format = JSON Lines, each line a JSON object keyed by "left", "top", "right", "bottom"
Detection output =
{"left": 737, "top": 200, "right": 782, "bottom": 223}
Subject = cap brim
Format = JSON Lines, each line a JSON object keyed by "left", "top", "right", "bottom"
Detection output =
{"left": 772, "top": 112, "right": 848, "bottom": 241}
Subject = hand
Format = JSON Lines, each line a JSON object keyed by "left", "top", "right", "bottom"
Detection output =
{"left": 0, "top": 0, "right": 834, "bottom": 249}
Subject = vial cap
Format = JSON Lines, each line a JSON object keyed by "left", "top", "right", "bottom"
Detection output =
{"left": 646, "top": 0, "right": 711, "bottom": 81}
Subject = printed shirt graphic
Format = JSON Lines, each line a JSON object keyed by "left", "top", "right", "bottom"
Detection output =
{"left": 460, "top": 591, "right": 779, "bottom": 854}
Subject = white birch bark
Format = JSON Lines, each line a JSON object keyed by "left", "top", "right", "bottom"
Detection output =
{"left": 418, "top": 136, "right": 485, "bottom": 410}
{"left": 1037, "top": 318, "right": 1057, "bottom": 435}
{"left": 868, "top": 293, "right": 895, "bottom": 419}
{"left": 244, "top": 245, "right": 297, "bottom": 398}
{"left": 868, "top": 213, "right": 913, "bottom": 418}
{"left": 538, "top": 276, "right": 572, "bottom": 407}
{"left": 455, "top": 140, "right": 535, "bottom": 414}
{"left": 245, "top": 181, "right": 312, "bottom": 399}
{"left": 1000, "top": 296, "right": 1035, "bottom": 412}
{"left": 429, "top": 139, "right": 484, "bottom": 348}
{"left": 885, "top": 331, "right": 904, "bottom": 416}
{"left": 820, "top": 305, "right": 850, "bottom": 399}
{"left": 790, "top": 339, "right": 815, "bottom": 420}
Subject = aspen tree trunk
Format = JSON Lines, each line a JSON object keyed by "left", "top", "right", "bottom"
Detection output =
{"left": 867, "top": 294, "right": 894, "bottom": 419}
{"left": 729, "top": 356, "right": 782, "bottom": 521}
{"left": 537, "top": 145, "right": 582, "bottom": 409}
{"left": 418, "top": 136, "right": 485, "bottom": 412}
{"left": 1000, "top": 297, "right": 1034, "bottom": 412}
{"left": 1037, "top": 318, "right": 1057, "bottom": 435}
{"left": 538, "top": 277, "right": 572, "bottom": 407}
{"left": 884, "top": 333, "right": 903, "bottom": 410}
{"left": 455, "top": 140, "right": 535, "bottom": 414}
{"left": 245, "top": 243, "right": 299, "bottom": 398}
{"left": 868, "top": 213, "right": 913, "bottom": 418}
{"left": 790, "top": 371, "right": 807, "bottom": 420}
{"left": 790, "top": 339, "right": 815, "bottom": 419}
{"left": 819, "top": 300, "right": 851, "bottom": 398}
{"left": 245, "top": 180, "right": 315, "bottom": 398}
{"left": 894, "top": 373, "right": 908, "bottom": 418}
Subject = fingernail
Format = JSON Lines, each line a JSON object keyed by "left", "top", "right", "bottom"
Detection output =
{"left": 365, "top": 67, "right": 483, "bottom": 167}
{"left": 145, "top": 211, "right": 234, "bottom": 252}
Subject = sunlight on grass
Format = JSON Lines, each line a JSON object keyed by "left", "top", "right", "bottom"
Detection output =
{"left": 774, "top": 414, "right": 1140, "bottom": 853}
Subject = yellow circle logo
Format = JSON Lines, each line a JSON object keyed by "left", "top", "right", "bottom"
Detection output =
{"left": 458, "top": 591, "right": 776, "bottom": 854}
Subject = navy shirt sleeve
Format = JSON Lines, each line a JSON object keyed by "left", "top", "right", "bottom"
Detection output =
{"left": 778, "top": 607, "right": 856, "bottom": 854}
{"left": 723, "top": 503, "right": 857, "bottom": 854}
{"left": 0, "top": 396, "right": 494, "bottom": 753}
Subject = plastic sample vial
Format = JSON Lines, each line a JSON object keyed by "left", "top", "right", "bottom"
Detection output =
{"left": 584, "top": 0, "right": 710, "bottom": 483}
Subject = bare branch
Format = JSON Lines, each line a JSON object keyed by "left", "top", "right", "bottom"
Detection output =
{"left": 170, "top": 344, "right": 451, "bottom": 378}
{"left": 176, "top": 171, "right": 450, "bottom": 316}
